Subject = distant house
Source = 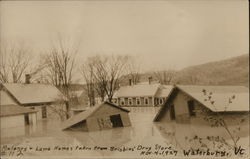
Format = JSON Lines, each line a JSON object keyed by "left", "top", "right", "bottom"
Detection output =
{"left": 0, "top": 83, "right": 67, "bottom": 120}
{"left": 1, "top": 104, "right": 37, "bottom": 129}
{"left": 154, "top": 85, "right": 249, "bottom": 123}
{"left": 61, "top": 101, "right": 131, "bottom": 131}
{"left": 112, "top": 79, "right": 173, "bottom": 107}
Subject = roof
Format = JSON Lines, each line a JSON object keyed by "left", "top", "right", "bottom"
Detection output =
{"left": 71, "top": 90, "right": 83, "bottom": 98}
{"left": 61, "top": 101, "right": 129, "bottom": 130}
{"left": 155, "top": 85, "right": 174, "bottom": 98}
{"left": 2, "top": 83, "right": 66, "bottom": 105}
{"left": 177, "top": 85, "right": 249, "bottom": 112}
{"left": 154, "top": 85, "right": 249, "bottom": 122}
{"left": 0, "top": 105, "right": 37, "bottom": 117}
{"left": 113, "top": 83, "right": 160, "bottom": 98}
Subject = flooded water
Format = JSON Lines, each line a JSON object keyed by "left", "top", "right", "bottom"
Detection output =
{"left": 1, "top": 107, "right": 249, "bottom": 158}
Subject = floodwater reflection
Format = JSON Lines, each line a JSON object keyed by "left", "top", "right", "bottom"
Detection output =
{"left": 1, "top": 107, "right": 249, "bottom": 158}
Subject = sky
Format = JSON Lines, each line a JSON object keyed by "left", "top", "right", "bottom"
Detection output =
{"left": 0, "top": 0, "right": 249, "bottom": 74}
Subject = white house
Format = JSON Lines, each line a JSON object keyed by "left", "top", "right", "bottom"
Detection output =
{"left": 0, "top": 83, "right": 67, "bottom": 120}
{"left": 112, "top": 80, "right": 173, "bottom": 107}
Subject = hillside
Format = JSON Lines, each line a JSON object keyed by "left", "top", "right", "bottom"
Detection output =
{"left": 174, "top": 54, "right": 249, "bottom": 86}
{"left": 121, "top": 54, "right": 249, "bottom": 86}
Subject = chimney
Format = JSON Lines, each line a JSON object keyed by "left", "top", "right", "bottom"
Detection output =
{"left": 25, "top": 74, "right": 31, "bottom": 84}
{"left": 148, "top": 76, "right": 152, "bottom": 85}
{"left": 129, "top": 79, "right": 132, "bottom": 86}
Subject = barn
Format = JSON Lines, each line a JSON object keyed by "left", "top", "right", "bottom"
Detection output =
{"left": 0, "top": 83, "right": 67, "bottom": 120}
{"left": 1, "top": 104, "right": 37, "bottom": 129}
{"left": 154, "top": 85, "right": 249, "bottom": 123}
{"left": 62, "top": 101, "right": 131, "bottom": 131}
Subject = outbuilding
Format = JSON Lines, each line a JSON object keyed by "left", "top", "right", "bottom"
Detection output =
{"left": 1, "top": 104, "right": 37, "bottom": 129}
{"left": 154, "top": 85, "right": 249, "bottom": 123}
{"left": 62, "top": 101, "right": 131, "bottom": 131}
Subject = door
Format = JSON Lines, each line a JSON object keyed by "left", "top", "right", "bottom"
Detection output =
{"left": 110, "top": 114, "right": 123, "bottom": 128}
{"left": 24, "top": 114, "right": 29, "bottom": 125}
{"left": 42, "top": 106, "right": 47, "bottom": 118}
{"left": 170, "top": 104, "right": 176, "bottom": 120}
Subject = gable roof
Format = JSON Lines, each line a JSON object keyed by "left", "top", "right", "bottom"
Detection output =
{"left": 177, "top": 85, "right": 249, "bottom": 112}
{"left": 2, "top": 83, "right": 66, "bottom": 105}
{"left": 113, "top": 83, "right": 160, "bottom": 98}
{"left": 154, "top": 85, "right": 249, "bottom": 122}
{"left": 0, "top": 104, "right": 37, "bottom": 117}
{"left": 155, "top": 85, "right": 174, "bottom": 98}
{"left": 61, "top": 101, "right": 129, "bottom": 130}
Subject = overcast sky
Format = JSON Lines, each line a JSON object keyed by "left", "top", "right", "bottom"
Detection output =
{"left": 0, "top": 0, "right": 249, "bottom": 73}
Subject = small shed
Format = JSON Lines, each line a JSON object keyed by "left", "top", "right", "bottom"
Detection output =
{"left": 154, "top": 85, "right": 249, "bottom": 123}
{"left": 62, "top": 101, "right": 131, "bottom": 131}
{"left": 1, "top": 104, "right": 37, "bottom": 129}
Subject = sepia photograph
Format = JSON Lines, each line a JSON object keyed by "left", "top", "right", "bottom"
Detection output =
{"left": 0, "top": 0, "right": 249, "bottom": 158}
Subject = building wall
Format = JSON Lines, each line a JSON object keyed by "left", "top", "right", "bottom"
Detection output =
{"left": 1, "top": 115, "right": 25, "bottom": 128}
{"left": 28, "top": 104, "right": 67, "bottom": 121}
{"left": 0, "top": 90, "right": 17, "bottom": 105}
{"left": 115, "top": 96, "right": 155, "bottom": 107}
{"left": 28, "top": 113, "right": 37, "bottom": 126}
{"left": 86, "top": 103, "right": 131, "bottom": 131}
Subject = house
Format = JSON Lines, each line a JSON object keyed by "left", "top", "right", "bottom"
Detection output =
{"left": 1, "top": 104, "right": 37, "bottom": 129}
{"left": 112, "top": 79, "right": 173, "bottom": 107}
{"left": 0, "top": 82, "right": 67, "bottom": 120}
{"left": 61, "top": 101, "right": 131, "bottom": 131}
{"left": 154, "top": 85, "right": 249, "bottom": 123}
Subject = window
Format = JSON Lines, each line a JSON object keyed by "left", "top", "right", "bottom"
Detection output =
{"left": 188, "top": 100, "right": 196, "bottom": 117}
{"left": 112, "top": 99, "right": 117, "bottom": 104}
{"left": 159, "top": 98, "right": 164, "bottom": 105}
{"left": 120, "top": 98, "right": 125, "bottom": 106}
{"left": 136, "top": 98, "right": 141, "bottom": 105}
{"left": 128, "top": 98, "right": 133, "bottom": 105}
{"left": 144, "top": 97, "right": 149, "bottom": 105}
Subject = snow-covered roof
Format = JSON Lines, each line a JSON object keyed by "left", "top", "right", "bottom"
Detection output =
{"left": 177, "top": 85, "right": 249, "bottom": 112}
{"left": 0, "top": 104, "right": 37, "bottom": 117}
{"left": 61, "top": 101, "right": 129, "bottom": 130}
{"left": 113, "top": 83, "right": 160, "bottom": 98}
{"left": 2, "top": 83, "right": 66, "bottom": 105}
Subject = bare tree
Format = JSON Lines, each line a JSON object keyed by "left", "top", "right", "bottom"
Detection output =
{"left": 93, "top": 55, "right": 129, "bottom": 102}
{"left": 80, "top": 58, "right": 96, "bottom": 106}
{"left": 0, "top": 42, "right": 31, "bottom": 83}
{"left": 127, "top": 56, "right": 141, "bottom": 85}
{"left": 42, "top": 37, "right": 78, "bottom": 118}
{"left": 154, "top": 70, "right": 176, "bottom": 85}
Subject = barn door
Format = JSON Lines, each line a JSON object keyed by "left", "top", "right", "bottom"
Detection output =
{"left": 110, "top": 114, "right": 123, "bottom": 128}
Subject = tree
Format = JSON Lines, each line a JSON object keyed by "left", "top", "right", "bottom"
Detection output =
{"left": 42, "top": 37, "right": 78, "bottom": 119}
{"left": 154, "top": 70, "right": 176, "bottom": 85}
{"left": 200, "top": 89, "right": 247, "bottom": 149}
{"left": 81, "top": 55, "right": 129, "bottom": 104}
{"left": 127, "top": 56, "right": 141, "bottom": 85}
{"left": 0, "top": 42, "right": 31, "bottom": 83}
{"left": 80, "top": 57, "right": 96, "bottom": 106}
{"left": 93, "top": 55, "right": 129, "bottom": 102}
